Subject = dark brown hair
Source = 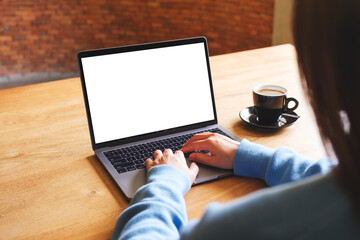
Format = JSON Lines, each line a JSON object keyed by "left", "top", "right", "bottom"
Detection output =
{"left": 292, "top": 0, "right": 360, "bottom": 216}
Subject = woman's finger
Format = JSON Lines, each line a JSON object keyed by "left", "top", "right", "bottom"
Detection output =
{"left": 183, "top": 132, "right": 214, "bottom": 147}
{"left": 145, "top": 158, "right": 154, "bottom": 171}
{"left": 181, "top": 139, "right": 213, "bottom": 153}
{"left": 153, "top": 149, "right": 163, "bottom": 159}
{"left": 188, "top": 152, "right": 215, "bottom": 166}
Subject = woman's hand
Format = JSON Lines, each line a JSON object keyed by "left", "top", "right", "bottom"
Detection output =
{"left": 145, "top": 149, "right": 199, "bottom": 185}
{"left": 181, "top": 132, "right": 240, "bottom": 169}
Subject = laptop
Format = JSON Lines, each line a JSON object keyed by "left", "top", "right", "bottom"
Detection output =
{"left": 77, "top": 37, "right": 241, "bottom": 200}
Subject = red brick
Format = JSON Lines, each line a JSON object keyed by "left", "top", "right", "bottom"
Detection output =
{"left": 0, "top": 0, "right": 274, "bottom": 77}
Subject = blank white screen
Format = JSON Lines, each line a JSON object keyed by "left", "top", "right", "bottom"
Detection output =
{"left": 82, "top": 42, "right": 215, "bottom": 144}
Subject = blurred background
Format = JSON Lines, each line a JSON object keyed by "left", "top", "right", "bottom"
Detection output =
{"left": 0, "top": 0, "right": 293, "bottom": 89}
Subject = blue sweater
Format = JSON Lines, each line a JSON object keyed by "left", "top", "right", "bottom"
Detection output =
{"left": 112, "top": 139, "right": 360, "bottom": 239}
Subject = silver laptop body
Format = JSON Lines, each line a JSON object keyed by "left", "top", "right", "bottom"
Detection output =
{"left": 78, "top": 37, "right": 241, "bottom": 200}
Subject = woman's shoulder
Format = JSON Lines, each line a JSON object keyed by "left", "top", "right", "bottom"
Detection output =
{"left": 181, "top": 173, "right": 359, "bottom": 239}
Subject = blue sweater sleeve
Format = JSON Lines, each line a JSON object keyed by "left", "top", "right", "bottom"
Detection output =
{"left": 112, "top": 139, "right": 338, "bottom": 239}
{"left": 112, "top": 165, "right": 191, "bottom": 240}
{"left": 233, "top": 139, "right": 336, "bottom": 186}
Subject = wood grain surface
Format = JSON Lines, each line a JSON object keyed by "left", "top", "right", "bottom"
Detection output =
{"left": 0, "top": 44, "right": 326, "bottom": 240}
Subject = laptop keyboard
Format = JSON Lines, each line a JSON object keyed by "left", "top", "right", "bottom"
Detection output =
{"left": 103, "top": 128, "right": 230, "bottom": 174}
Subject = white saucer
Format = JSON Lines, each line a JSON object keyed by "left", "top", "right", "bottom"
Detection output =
{"left": 239, "top": 106, "right": 300, "bottom": 129}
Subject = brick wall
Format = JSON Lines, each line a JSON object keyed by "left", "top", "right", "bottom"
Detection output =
{"left": 0, "top": 0, "right": 274, "bottom": 87}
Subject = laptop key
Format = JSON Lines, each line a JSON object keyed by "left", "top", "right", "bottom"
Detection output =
{"left": 116, "top": 167, "right": 127, "bottom": 173}
{"left": 109, "top": 155, "right": 124, "bottom": 161}
{"left": 118, "top": 162, "right": 135, "bottom": 168}
{"left": 141, "top": 154, "right": 151, "bottom": 160}
{"left": 130, "top": 151, "right": 140, "bottom": 156}
{"left": 126, "top": 166, "right": 137, "bottom": 171}
{"left": 112, "top": 159, "right": 127, "bottom": 165}
{"left": 144, "top": 153, "right": 153, "bottom": 158}
{"left": 104, "top": 151, "right": 114, "bottom": 157}
{"left": 136, "top": 164, "right": 145, "bottom": 169}
{"left": 139, "top": 149, "right": 147, "bottom": 154}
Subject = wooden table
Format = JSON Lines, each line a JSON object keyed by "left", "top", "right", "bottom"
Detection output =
{"left": 0, "top": 44, "right": 327, "bottom": 240}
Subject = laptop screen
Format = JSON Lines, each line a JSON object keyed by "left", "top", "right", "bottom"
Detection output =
{"left": 80, "top": 39, "right": 216, "bottom": 145}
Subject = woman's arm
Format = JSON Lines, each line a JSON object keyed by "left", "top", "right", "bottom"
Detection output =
{"left": 112, "top": 149, "right": 198, "bottom": 240}
{"left": 113, "top": 134, "right": 337, "bottom": 239}
{"left": 182, "top": 133, "right": 336, "bottom": 186}
{"left": 234, "top": 139, "right": 336, "bottom": 186}
{"left": 112, "top": 165, "right": 191, "bottom": 240}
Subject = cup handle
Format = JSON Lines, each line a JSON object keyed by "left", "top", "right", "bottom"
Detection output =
{"left": 284, "top": 97, "right": 299, "bottom": 112}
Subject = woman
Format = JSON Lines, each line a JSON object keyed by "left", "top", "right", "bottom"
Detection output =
{"left": 112, "top": 0, "right": 360, "bottom": 239}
